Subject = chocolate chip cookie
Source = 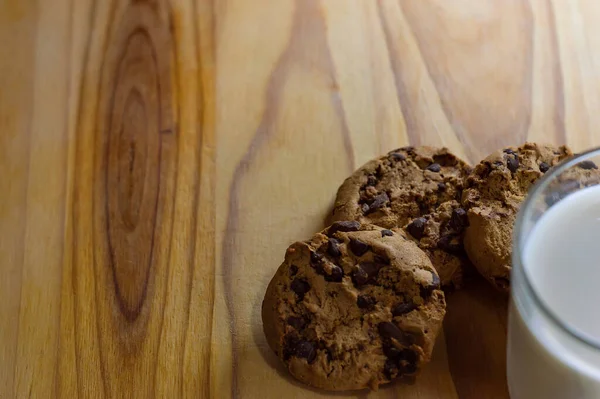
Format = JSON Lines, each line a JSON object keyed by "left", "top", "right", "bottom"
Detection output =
{"left": 462, "top": 143, "right": 573, "bottom": 291}
{"left": 262, "top": 221, "right": 446, "bottom": 391}
{"left": 328, "top": 146, "right": 471, "bottom": 288}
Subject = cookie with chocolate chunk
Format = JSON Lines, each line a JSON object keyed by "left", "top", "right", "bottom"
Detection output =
{"left": 328, "top": 146, "right": 471, "bottom": 288}
{"left": 462, "top": 143, "right": 573, "bottom": 291}
{"left": 262, "top": 221, "right": 446, "bottom": 391}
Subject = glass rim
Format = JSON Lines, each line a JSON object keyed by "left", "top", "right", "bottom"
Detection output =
{"left": 513, "top": 146, "right": 600, "bottom": 350}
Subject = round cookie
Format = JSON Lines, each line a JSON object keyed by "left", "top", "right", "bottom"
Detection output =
{"left": 262, "top": 221, "right": 446, "bottom": 391}
{"left": 328, "top": 146, "right": 471, "bottom": 288}
{"left": 462, "top": 143, "right": 573, "bottom": 291}
{"left": 403, "top": 200, "right": 470, "bottom": 289}
{"left": 329, "top": 146, "right": 471, "bottom": 229}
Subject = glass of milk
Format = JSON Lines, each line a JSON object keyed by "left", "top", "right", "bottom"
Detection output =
{"left": 509, "top": 148, "right": 600, "bottom": 398}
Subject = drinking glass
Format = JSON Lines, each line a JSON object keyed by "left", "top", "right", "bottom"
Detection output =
{"left": 509, "top": 148, "right": 600, "bottom": 398}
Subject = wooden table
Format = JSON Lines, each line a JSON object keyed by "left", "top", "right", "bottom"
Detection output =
{"left": 2, "top": 0, "right": 600, "bottom": 397}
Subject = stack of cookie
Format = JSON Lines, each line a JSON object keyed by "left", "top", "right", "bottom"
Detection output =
{"left": 262, "top": 143, "right": 580, "bottom": 392}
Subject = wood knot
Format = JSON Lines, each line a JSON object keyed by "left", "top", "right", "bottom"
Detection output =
{"left": 100, "top": 2, "right": 174, "bottom": 323}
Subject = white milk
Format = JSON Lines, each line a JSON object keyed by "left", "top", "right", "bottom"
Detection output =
{"left": 508, "top": 185, "right": 600, "bottom": 398}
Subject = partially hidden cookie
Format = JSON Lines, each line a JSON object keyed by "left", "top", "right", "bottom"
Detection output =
{"left": 462, "top": 143, "right": 573, "bottom": 291}
{"left": 329, "top": 146, "right": 472, "bottom": 288}
{"left": 262, "top": 221, "right": 446, "bottom": 391}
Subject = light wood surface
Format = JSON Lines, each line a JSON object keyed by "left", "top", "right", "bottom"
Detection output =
{"left": 2, "top": 0, "right": 600, "bottom": 397}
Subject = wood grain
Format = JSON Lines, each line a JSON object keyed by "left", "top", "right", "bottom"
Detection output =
{"left": 2, "top": 0, "right": 600, "bottom": 397}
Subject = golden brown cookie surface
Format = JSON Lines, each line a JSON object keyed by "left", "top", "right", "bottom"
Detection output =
{"left": 262, "top": 222, "right": 446, "bottom": 391}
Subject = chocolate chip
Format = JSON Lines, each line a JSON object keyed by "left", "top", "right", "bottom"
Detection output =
{"left": 365, "top": 192, "right": 389, "bottom": 214}
{"left": 378, "top": 322, "right": 415, "bottom": 345}
{"left": 545, "top": 191, "right": 562, "bottom": 207}
{"left": 378, "top": 322, "right": 402, "bottom": 340}
{"left": 390, "top": 152, "right": 406, "bottom": 162}
{"left": 383, "top": 344, "right": 402, "bottom": 359}
{"left": 384, "top": 346, "right": 417, "bottom": 376}
{"left": 503, "top": 148, "right": 517, "bottom": 155}
{"left": 507, "top": 156, "right": 519, "bottom": 173}
{"left": 438, "top": 235, "right": 462, "bottom": 254}
{"left": 545, "top": 179, "right": 580, "bottom": 207}
{"left": 392, "top": 302, "right": 417, "bottom": 316}
{"left": 383, "top": 348, "right": 419, "bottom": 375}
{"left": 357, "top": 295, "right": 375, "bottom": 309}
{"left": 290, "top": 278, "right": 311, "bottom": 299}
{"left": 401, "top": 146, "right": 414, "bottom": 152}
{"left": 407, "top": 217, "right": 427, "bottom": 239}
{"left": 310, "top": 251, "right": 322, "bottom": 265}
{"left": 399, "top": 349, "right": 418, "bottom": 364}
{"left": 283, "top": 335, "right": 298, "bottom": 360}
{"left": 361, "top": 203, "right": 370, "bottom": 213}
{"left": 349, "top": 238, "right": 370, "bottom": 256}
{"left": 449, "top": 208, "right": 469, "bottom": 231}
{"left": 373, "top": 254, "right": 390, "bottom": 271}
{"left": 384, "top": 358, "right": 399, "bottom": 379}
{"left": 325, "top": 265, "right": 344, "bottom": 282}
{"left": 327, "top": 238, "right": 341, "bottom": 257}
{"left": 426, "top": 163, "right": 441, "bottom": 173}
{"left": 287, "top": 316, "right": 307, "bottom": 330}
{"left": 394, "top": 349, "right": 418, "bottom": 374}
{"left": 289, "top": 264, "right": 298, "bottom": 276}
{"left": 328, "top": 221, "right": 361, "bottom": 235}
{"left": 539, "top": 162, "right": 550, "bottom": 173}
{"left": 351, "top": 268, "right": 369, "bottom": 287}
{"left": 352, "top": 262, "right": 382, "bottom": 286}
{"left": 294, "top": 340, "right": 316, "bottom": 363}
{"left": 437, "top": 182, "right": 446, "bottom": 191}
{"left": 420, "top": 273, "right": 441, "bottom": 297}
{"left": 366, "top": 175, "right": 377, "bottom": 186}
{"left": 381, "top": 229, "right": 394, "bottom": 237}
{"left": 361, "top": 262, "right": 382, "bottom": 277}
{"left": 400, "top": 360, "right": 417, "bottom": 374}
{"left": 579, "top": 160, "right": 598, "bottom": 170}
